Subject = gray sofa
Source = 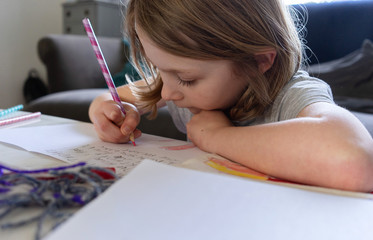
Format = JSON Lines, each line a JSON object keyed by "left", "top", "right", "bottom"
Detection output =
{"left": 25, "top": 0, "right": 373, "bottom": 137}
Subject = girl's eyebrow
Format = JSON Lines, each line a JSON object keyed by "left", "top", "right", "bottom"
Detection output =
{"left": 146, "top": 58, "right": 190, "bottom": 73}
{"left": 156, "top": 65, "right": 198, "bottom": 74}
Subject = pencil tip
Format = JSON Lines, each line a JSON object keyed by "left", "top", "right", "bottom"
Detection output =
{"left": 130, "top": 133, "right": 136, "bottom": 146}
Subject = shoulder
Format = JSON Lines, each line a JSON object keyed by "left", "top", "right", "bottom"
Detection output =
{"left": 266, "top": 70, "right": 335, "bottom": 122}
{"left": 283, "top": 70, "right": 333, "bottom": 96}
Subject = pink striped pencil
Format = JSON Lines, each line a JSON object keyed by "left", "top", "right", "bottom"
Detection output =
{"left": 0, "top": 112, "right": 41, "bottom": 127}
{"left": 82, "top": 18, "right": 136, "bottom": 146}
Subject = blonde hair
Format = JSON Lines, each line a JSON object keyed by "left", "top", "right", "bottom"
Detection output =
{"left": 125, "top": 0, "right": 303, "bottom": 120}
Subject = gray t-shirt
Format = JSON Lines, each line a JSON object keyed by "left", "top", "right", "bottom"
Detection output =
{"left": 166, "top": 71, "right": 334, "bottom": 134}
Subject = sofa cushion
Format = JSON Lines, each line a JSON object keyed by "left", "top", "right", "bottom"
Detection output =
{"left": 38, "top": 35, "right": 124, "bottom": 93}
{"left": 306, "top": 39, "right": 373, "bottom": 115}
{"left": 307, "top": 39, "right": 373, "bottom": 99}
{"left": 24, "top": 89, "right": 108, "bottom": 122}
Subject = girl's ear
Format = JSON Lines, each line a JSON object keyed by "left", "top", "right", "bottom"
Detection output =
{"left": 254, "top": 49, "right": 277, "bottom": 73}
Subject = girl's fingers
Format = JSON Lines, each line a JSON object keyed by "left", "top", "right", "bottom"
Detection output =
{"left": 93, "top": 115, "right": 127, "bottom": 143}
{"left": 92, "top": 101, "right": 141, "bottom": 143}
{"left": 120, "top": 103, "right": 141, "bottom": 136}
{"left": 103, "top": 103, "right": 126, "bottom": 126}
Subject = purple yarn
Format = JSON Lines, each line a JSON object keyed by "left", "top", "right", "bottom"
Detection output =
{"left": 0, "top": 180, "right": 13, "bottom": 186}
{"left": 0, "top": 163, "right": 117, "bottom": 240}
{"left": 53, "top": 193, "right": 61, "bottom": 199}
{"left": 0, "top": 162, "right": 86, "bottom": 176}
{"left": 72, "top": 195, "right": 85, "bottom": 205}
{"left": 0, "top": 188, "right": 10, "bottom": 193}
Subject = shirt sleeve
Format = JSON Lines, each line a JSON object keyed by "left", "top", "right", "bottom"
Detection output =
{"left": 266, "top": 71, "right": 335, "bottom": 123}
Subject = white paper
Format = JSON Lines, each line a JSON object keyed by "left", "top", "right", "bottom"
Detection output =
{"left": 45, "top": 160, "right": 373, "bottom": 240}
{"left": 0, "top": 122, "right": 205, "bottom": 176}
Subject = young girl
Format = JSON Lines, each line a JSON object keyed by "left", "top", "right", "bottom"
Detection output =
{"left": 89, "top": 0, "right": 373, "bottom": 192}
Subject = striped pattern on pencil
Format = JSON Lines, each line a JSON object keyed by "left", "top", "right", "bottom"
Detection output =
{"left": 82, "top": 18, "right": 126, "bottom": 115}
{"left": 82, "top": 18, "right": 136, "bottom": 146}
{"left": 0, "top": 112, "right": 41, "bottom": 127}
{"left": 0, "top": 104, "right": 23, "bottom": 117}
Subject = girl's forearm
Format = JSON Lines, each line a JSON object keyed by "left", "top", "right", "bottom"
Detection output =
{"left": 210, "top": 112, "right": 373, "bottom": 192}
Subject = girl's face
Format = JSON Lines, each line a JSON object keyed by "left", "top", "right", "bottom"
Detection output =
{"left": 137, "top": 28, "right": 248, "bottom": 114}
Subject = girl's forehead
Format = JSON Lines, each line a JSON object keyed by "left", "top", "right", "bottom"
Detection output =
{"left": 136, "top": 27, "right": 198, "bottom": 70}
{"left": 136, "top": 24, "right": 235, "bottom": 75}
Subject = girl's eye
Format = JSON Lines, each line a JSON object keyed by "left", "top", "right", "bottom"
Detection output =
{"left": 177, "top": 76, "right": 195, "bottom": 87}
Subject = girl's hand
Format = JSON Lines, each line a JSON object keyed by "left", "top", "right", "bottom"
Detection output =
{"left": 186, "top": 110, "right": 233, "bottom": 152}
{"left": 89, "top": 100, "right": 141, "bottom": 143}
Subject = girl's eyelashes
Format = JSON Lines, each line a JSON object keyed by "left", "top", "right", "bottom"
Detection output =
{"left": 177, "top": 76, "right": 195, "bottom": 87}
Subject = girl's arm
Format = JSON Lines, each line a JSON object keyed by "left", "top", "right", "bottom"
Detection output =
{"left": 89, "top": 80, "right": 166, "bottom": 143}
{"left": 187, "top": 102, "right": 373, "bottom": 192}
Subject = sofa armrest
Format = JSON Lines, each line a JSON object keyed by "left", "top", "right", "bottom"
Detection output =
{"left": 38, "top": 34, "right": 126, "bottom": 93}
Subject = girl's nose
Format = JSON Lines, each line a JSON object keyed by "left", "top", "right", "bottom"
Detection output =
{"left": 161, "top": 81, "right": 183, "bottom": 101}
